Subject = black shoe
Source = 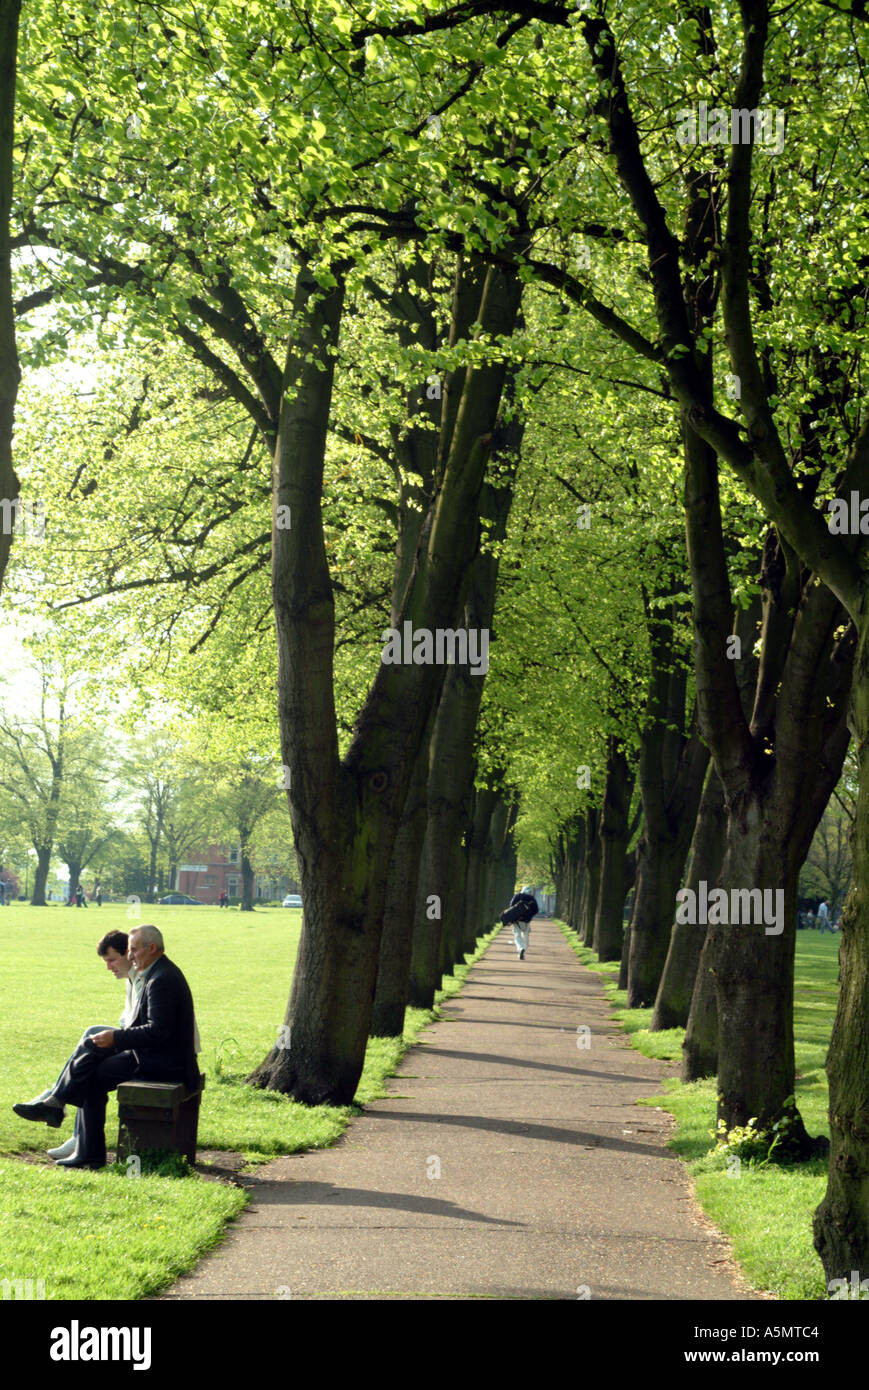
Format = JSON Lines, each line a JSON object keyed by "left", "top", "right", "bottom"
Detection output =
{"left": 13, "top": 1100, "right": 64, "bottom": 1128}
{"left": 519, "top": 948, "right": 525, "bottom": 960}
{"left": 56, "top": 1154, "right": 100, "bottom": 1169}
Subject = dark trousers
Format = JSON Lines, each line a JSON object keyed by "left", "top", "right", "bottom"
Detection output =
{"left": 53, "top": 1042, "right": 140, "bottom": 1167}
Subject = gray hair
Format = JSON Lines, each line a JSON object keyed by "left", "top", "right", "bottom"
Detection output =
{"left": 132, "top": 923, "right": 164, "bottom": 951}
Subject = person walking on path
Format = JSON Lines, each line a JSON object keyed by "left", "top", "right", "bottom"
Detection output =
{"left": 500, "top": 885, "right": 539, "bottom": 959}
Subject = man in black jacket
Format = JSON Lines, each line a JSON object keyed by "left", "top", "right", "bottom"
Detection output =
{"left": 46, "top": 924, "right": 198, "bottom": 1169}
{"left": 500, "top": 886, "right": 539, "bottom": 960}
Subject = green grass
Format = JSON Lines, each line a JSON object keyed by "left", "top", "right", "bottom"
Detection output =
{"left": 0, "top": 1161, "right": 246, "bottom": 1301}
{"left": 557, "top": 919, "right": 841, "bottom": 1300}
{"left": 0, "top": 903, "right": 497, "bottom": 1299}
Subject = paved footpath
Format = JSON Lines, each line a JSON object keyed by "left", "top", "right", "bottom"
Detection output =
{"left": 162, "top": 921, "right": 759, "bottom": 1301}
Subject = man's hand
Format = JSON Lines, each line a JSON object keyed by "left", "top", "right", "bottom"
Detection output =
{"left": 91, "top": 1030, "right": 115, "bottom": 1049}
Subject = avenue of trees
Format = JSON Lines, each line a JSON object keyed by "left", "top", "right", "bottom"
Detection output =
{"left": 1, "top": 0, "right": 868, "bottom": 1284}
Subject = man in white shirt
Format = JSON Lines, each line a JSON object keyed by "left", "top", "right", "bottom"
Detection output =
{"left": 817, "top": 900, "right": 832, "bottom": 934}
{"left": 13, "top": 930, "right": 144, "bottom": 1159}
{"left": 15, "top": 927, "right": 202, "bottom": 1163}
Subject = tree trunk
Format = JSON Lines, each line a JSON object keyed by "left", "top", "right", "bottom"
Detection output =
{"left": 494, "top": 800, "right": 519, "bottom": 941}
{"left": 593, "top": 737, "right": 635, "bottom": 961}
{"left": 706, "top": 808, "right": 800, "bottom": 1135}
{"left": 682, "top": 929, "right": 719, "bottom": 1080}
{"left": 618, "top": 914, "right": 631, "bottom": 991}
{"left": 370, "top": 727, "right": 432, "bottom": 1036}
{"left": 429, "top": 671, "right": 493, "bottom": 977}
{"left": 550, "top": 830, "right": 566, "bottom": 924}
{"left": 654, "top": 589, "right": 760, "bottom": 1035}
{"left": 622, "top": 847, "right": 637, "bottom": 901}
{"left": 581, "top": 808, "right": 600, "bottom": 947}
{"left": 31, "top": 844, "right": 51, "bottom": 906}
{"left": 652, "top": 765, "right": 725, "bottom": 1030}
{"left": 240, "top": 847, "right": 255, "bottom": 911}
{"left": 411, "top": 774, "right": 484, "bottom": 1010}
{"left": 361, "top": 256, "right": 443, "bottom": 1037}
{"left": 458, "top": 784, "right": 485, "bottom": 960}
{"left": 31, "top": 725, "right": 64, "bottom": 907}
{"left": 561, "top": 815, "right": 584, "bottom": 932}
{"left": 66, "top": 862, "right": 83, "bottom": 906}
{"left": 249, "top": 253, "right": 524, "bottom": 1103}
{"left": 481, "top": 794, "right": 511, "bottom": 944}
{"left": 434, "top": 437, "right": 520, "bottom": 976}
{"left": 685, "top": 424, "right": 854, "bottom": 1145}
{"left": 626, "top": 575, "right": 710, "bottom": 1007}
{"left": 0, "top": 0, "right": 21, "bottom": 598}
{"left": 146, "top": 834, "right": 159, "bottom": 904}
{"left": 814, "top": 618, "right": 869, "bottom": 1279}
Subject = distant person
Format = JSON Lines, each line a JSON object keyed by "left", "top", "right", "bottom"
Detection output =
{"left": 0, "top": 877, "right": 7, "bottom": 906}
{"left": 806, "top": 910, "right": 815, "bottom": 930}
{"left": 94, "top": 882, "right": 102, "bottom": 906}
{"left": 500, "top": 886, "right": 539, "bottom": 960}
{"left": 218, "top": 889, "right": 227, "bottom": 909}
{"left": 817, "top": 900, "right": 831, "bottom": 934}
{"left": 74, "top": 883, "right": 86, "bottom": 908}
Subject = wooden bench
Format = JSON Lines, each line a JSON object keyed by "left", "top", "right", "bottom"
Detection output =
{"left": 116, "top": 1074, "right": 206, "bottom": 1165}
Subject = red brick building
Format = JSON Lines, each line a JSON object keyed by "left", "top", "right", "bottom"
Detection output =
{"left": 175, "top": 846, "right": 297, "bottom": 903}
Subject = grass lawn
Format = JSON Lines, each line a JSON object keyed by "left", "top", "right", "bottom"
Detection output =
{"left": 0, "top": 903, "right": 495, "bottom": 1300}
{"left": 558, "top": 920, "right": 840, "bottom": 1300}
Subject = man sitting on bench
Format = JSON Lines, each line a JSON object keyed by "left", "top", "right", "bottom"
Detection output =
{"left": 25, "top": 924, "right": 198, "bottom": 1169}
{"left": 13, "top": 929, "right": 142, "bottom": 1160}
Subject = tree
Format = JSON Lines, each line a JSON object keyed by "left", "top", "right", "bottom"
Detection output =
{"left": 211, "top": 757, "right": 282, "bottom": 912}
{"left": 0, "top": 663, "right": 80, "bottom": 903}
{"left": 546, "top": 1, "right": 869, "bottom": 1269}
{"left": 802, "top": 792, "right": 854, "bottom": 919}
{"left": 0, "top": 0, "right": 21, "bottom": 596}
{"left": 124, "top": 730, "right": 205, "bottom": 903}
{"left": 162, "top": 775, "right": 212, "bottom": 893}
{"left": 440, "top": 0, "right": 869, "bottom": 1267}
{"left": 55, "top": 730, "right": 118, "bottom": 903}
{"left": 12, "top": 1, "right": 543, "bottom": 1102}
